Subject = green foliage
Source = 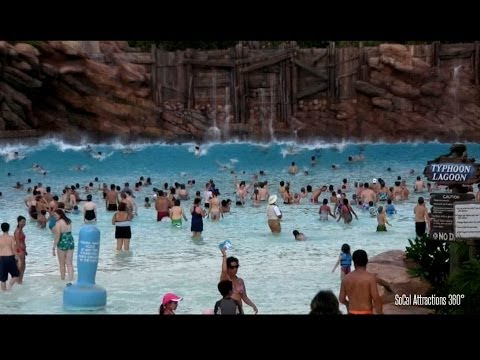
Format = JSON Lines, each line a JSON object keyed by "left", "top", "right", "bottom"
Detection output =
{"left": 297, "top": 41, "right": 329, "bottom": 48}
{"left": 360, "top": 41, "right": 386, "bottom": 47}
{"left": 127, "top": 41, "right": 155, "bottom": 50}
{"left": 337, "top": 41, "right": 361, "bottom": 47}
{"left": 437, "top": 259, "right": 480, "bottom": 314}
{"left": 10, "top": 40, "right": 43, "bottom": 48}
{"left": 405, "top": 234, "right": 450, "bottom": 289}
{"left": 128, "top": 41, "right": 238, "bottom": 51}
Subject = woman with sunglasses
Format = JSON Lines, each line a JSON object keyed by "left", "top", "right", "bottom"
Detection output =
{"left": 220, "top": 248, "right": 258, "bottom": 314}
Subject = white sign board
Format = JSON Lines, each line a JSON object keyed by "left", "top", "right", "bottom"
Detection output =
{"left": 454, "top": 201, "right": 480, "bottom": 239}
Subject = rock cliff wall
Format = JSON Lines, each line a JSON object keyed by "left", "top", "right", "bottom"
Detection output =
{"left": 1, "top": 41, "right": 479, "bottom": 143}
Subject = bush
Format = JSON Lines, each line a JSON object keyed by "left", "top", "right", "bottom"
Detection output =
{"left": 127, "top": 41, "right": 155, "bottom": 51}
{"left": 405, "top": 234, "right": 450, "bottom": 289}
{"left": 437, "top": 259, "right": 480, "bottom": 314}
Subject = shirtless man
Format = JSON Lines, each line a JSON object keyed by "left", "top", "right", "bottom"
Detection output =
{"left": 288, "top": 162, "right": 299, "bottom": 175}
{"left": 311, "top": 185, "right": 328, "bottom": 203}
{"left": 155, "top": 190, "right": 169, "bottom": 221}
{"left": 0, "top": 223, "right": 20, "bottom": 291}
{"left": 106, "top": 184, "right": 118, "bottom": 211}
{"left": 339, "top": 249, "right": 383, "bottom": 315}
{"left": 257, "top": 182, "right": 269, "bottom": 201}
{"left": 414, "top": 176, "right": 426, "bottom": 192}
{"left": 392, "top": 181, "right": 403, "bottom": 201}
{"left": 361, "top": 183, "right": 377, "bottom": 205}
{"left": 355, "top": 183, "right": 364, "bottom": 198}
{"left": 178, "top": 184, "right": 189, "bottom": 200}
{"left": 414, "top": 197, "right": 430, "bottom": 239}
{"left": 43, "top": 186, "right": 54, "bottom": 204}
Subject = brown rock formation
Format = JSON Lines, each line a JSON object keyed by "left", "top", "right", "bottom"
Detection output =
{"left": 368, "top": 250, "right": 434, "bottom": 315}
{"left": 1, "top": 41, "right": 480, "bottom": 142}
{"left": 289, "top": 43, "right": 480, "bottom": 143}
{"left": 0, "top": 41, "right": 209, "bottom": 142}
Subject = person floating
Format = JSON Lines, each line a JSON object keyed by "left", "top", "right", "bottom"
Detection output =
{"left": 292, "top": 230, "right": 306, "bottom": 241}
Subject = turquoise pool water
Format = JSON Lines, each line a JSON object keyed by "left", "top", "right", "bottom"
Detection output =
{"left": 0, "top": 139, "right": 476, "bottom": 314}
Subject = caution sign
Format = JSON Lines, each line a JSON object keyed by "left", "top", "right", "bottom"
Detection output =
{"left": 430, "top": 193, "right": 475, "bottom": 241}
{"left": 454, "top": 202, "right": 480, "bottom": 240}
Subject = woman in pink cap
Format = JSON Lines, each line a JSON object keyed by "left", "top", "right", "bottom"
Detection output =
{"left": 159, "top": 292, "right": 183, "bottom": 315}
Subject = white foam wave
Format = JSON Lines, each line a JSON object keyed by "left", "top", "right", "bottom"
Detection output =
{"left": 0, "top": 144, "right": 32, "bottom": 158}
{"left": 3, "top": 153, "right": 26, "bottom": 162}
{"left": 0, "top": 134, "right": 456, "bottom": 157}
{"left": 188, "top": 144, "right": 211, "bottom": 156}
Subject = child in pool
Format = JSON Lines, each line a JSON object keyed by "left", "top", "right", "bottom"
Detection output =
{"left": 292, "top": 230, "right": 306, "bottom": 241}
{"left": 144, "top": 197, "right": 151, "bottom": 208}
{"left": 332, "top": 243, "right": 351, "bottom": 279}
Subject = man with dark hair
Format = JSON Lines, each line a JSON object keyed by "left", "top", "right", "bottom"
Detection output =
{"left": 214, "top": 280, "right": 243, "bottom": 315}
{"left": 0, "top": 222, "right": 20, "bottom": 291}
{"left": 414, "top": 196, "right": 429, "bottom": 239}
{"left": 339, "top": 249, "right": 383, "bottom": 315}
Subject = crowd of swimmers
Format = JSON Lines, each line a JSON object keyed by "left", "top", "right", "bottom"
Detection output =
{"left": 1, "top": 150, "right": 466, "bottom": 315}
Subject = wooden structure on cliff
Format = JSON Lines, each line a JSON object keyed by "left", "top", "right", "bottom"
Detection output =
{"left": 149, "top": 42, "right": 480, "bottom": 126}
{"left": 150, "top": 42, "right": 347, "bottom": 127}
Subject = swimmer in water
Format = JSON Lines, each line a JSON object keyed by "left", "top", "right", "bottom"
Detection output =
{"left": 292, "top": 230, "right": 306, "bottom": 241}
{"left": 92, "top": 152, "right": 103, "bottom": 160}
{"left": 73, "top": 165, "right": 86, "bottom": 172}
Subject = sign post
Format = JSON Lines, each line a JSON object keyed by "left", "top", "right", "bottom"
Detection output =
{"left": 423, "top": 144, "right": 480, "bottom": 275}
